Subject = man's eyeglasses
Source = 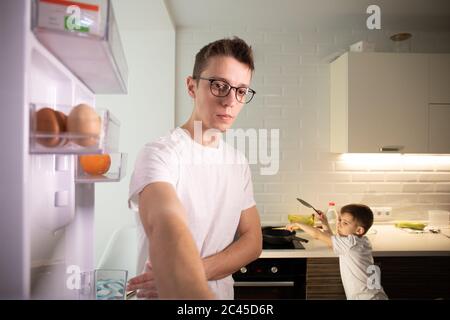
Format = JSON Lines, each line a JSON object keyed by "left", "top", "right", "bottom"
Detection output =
{"left": 194, "top": 77, "right": 256, "bottom": 104}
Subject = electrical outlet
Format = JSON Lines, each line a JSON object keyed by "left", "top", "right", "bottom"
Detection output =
{"left": 371, "top": 207, "right": 392, "bottom": 221}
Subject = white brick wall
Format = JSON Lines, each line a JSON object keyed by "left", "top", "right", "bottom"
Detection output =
{"left": 175, "top": 27, "right": 450, "bottom": 224}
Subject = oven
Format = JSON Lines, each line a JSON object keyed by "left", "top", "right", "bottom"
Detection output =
{"left": 233, "top": 258, "right": 306, "bottom": 299}
{"left": 233, "top": 257, "right": 306, "bottom": 299}
{"left": 233, "top": 227, "right": 307, "bottom": 299}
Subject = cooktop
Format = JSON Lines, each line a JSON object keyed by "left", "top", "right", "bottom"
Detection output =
{"left": 262, "top": 239, "right": 305, "bottom": 250}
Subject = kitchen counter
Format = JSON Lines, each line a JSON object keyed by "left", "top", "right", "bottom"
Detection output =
{"left": 260, "top": 224, "right": 450, "bottom": 258}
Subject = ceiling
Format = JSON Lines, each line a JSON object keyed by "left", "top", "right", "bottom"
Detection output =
{"left": 164, "top": 0, "right": 450, "bottom": 31}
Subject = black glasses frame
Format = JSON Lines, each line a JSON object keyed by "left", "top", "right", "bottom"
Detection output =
{"left": 194, "top": 76, "right": 256, "bottom": 104}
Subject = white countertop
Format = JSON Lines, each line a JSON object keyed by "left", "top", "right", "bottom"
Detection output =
{"left": 260, "top": 224, "right": 450, "bottom": 258}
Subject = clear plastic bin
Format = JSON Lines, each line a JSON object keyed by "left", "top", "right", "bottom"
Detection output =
{"left": 75, "top": 152, "right": 127, "bottom": 183}
{"left": 32, "top": 0, "right": 128, "bottom": 93}
{"left": 30, "top": 103, "right": 120, "bottom": 154}
{"left": 78, "top": 269, "right": 128, "bottom": 300}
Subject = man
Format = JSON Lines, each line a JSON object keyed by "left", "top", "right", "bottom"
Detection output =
{"left": 127, "top": 37, "right": 262, "bottom": 299}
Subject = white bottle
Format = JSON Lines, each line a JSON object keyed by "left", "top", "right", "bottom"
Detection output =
{"left": 326, "top": 202, "right": 338, "bottom": 234}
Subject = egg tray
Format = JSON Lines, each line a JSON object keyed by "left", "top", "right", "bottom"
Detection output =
{"left": 29, "top": 104, "right": 120, "bottom": 154}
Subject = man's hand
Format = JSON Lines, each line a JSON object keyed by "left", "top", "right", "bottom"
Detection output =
{"left": 126, "top": 262, "right": 158, "bottom": 299}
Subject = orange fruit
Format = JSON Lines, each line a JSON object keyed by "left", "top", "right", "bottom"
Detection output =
{"left": 79, "top": 154, "right": 111, "bottom": 175}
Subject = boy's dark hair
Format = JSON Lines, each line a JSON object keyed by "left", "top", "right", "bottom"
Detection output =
{"left": 340, "top": 204, "right": 374, "bottom": 235}
{"left": 192, "top": 37, "right": 254, "bottom": 80}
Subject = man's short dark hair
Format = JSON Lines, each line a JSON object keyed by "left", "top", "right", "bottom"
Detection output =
{"left": 192, "top": 36, "right": 254, "bottom": 79}
{"left": 340, "top": 204, "right": 374, "bottom": 235}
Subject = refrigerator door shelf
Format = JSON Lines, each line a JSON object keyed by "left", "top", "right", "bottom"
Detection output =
{"left": 30, "top": 103, "right": 120, "bottom": 154}
{"left": 78, "top": 269, "right": 128, "bottom": 300}
{"left": 31, "top": 0, "right": 128, "bottom": 94}
{"left": 75, "top": 152, "right": 127, "bottom": 183}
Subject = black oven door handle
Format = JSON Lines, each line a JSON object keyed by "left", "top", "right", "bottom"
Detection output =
{"left": 234, "top": 281, "right": 295, "bottom": 287}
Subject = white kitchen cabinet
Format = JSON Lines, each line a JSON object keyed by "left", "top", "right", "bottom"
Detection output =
{"left": 430, "top": 55, "right": 450, "bottom": 103}
{"left": 429, "top": 104, "right": 450, "bottom": 153}
{"left": 330, "top": 52, "right": 429, "bottom": 153}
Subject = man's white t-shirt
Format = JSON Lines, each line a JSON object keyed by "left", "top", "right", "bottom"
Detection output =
{"left": 332, "top": 234, "right": 388, "bottom": 300}
{"left": 128, "top": 127, "right": 256, "bottom": 299}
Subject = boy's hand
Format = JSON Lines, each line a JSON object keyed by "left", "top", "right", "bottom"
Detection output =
{"left": 314, "top": 210, "right": 334, "bottom": 234}
{"left": 285, "top": 223, "right": 301, "bottom": 231}
{"left": 314, "top": 210, "right": 327, "bottom": 222}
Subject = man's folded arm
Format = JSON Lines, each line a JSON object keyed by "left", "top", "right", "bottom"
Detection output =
{"left": 138, "top": 182, "right": 214, "bottom": 299}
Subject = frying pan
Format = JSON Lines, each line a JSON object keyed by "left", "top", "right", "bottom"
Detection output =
{"left": 262, "top": 226, "right": 309, "bottom": 244}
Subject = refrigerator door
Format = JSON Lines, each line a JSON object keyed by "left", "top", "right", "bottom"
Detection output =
{"left": 1, "top": 0, "right": 93, "bottom": 299}
{"left": 1, "top": 0, "right": 127, "bottom": 299}
{"left": 0, "top": 0, "right": 30, "bottom": 299}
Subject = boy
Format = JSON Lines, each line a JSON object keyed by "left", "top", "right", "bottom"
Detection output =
{"left": 288, "top": 204, "right": 388, "bottom": 300}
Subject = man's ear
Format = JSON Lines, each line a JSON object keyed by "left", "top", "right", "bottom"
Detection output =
{"left": 187, "top": 76, "right": 197, "bottom": 98}
{"left": 356, "top": 226, "right": 365, "bottom": 236}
